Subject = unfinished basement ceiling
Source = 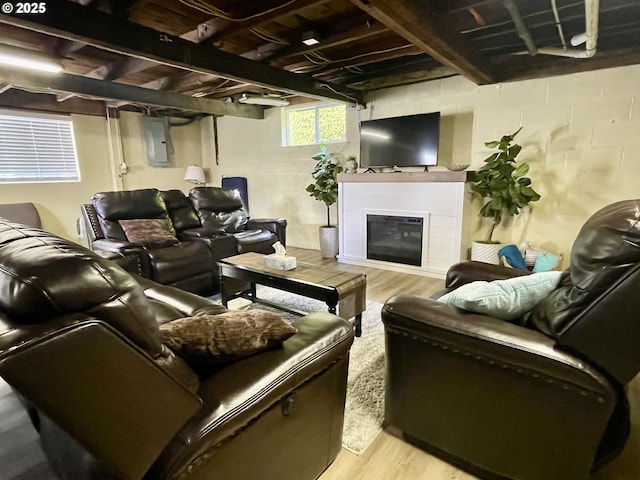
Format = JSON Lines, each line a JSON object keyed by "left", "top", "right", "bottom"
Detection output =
{"left": 0, "top": 0, "right": 638, "bottom": 118}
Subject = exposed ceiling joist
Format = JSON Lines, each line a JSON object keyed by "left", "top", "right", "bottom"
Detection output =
{"left": 268, "top": 21, "right": 389, "bottom": 65}
{"left": 0, "top": 66, "right": 265, "bottom": 119}
{"left": 0, "top": 3, "right": 363, "bottom": 104}
{"left": 349, "top": 0, "right": 496, "bottom": 84}
{"left": 183, "top": 0, "right": 331, "bottom": 43}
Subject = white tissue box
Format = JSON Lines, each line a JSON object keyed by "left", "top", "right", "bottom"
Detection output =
{"left": 263, "top": 254, "right": 297, "bottom": 270}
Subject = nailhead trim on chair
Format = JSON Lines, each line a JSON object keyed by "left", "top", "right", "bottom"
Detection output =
{"left": 385, "top": 326, "right": 606, "bottom": 404}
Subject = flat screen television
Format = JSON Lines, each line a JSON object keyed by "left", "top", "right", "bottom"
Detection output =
{"left": 359, "top": 112, "right": 440, "bottom": 170}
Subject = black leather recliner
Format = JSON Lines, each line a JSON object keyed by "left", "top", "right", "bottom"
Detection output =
{"left": 81, "top": 188, "right": 288, "bottom": 296}
{"left": 188, "top": 186, "right": 286, "bottom": 254}
{"left": 0, "top": 219, "right": 354, "bottom": 480}
{"left": 382, "top": 199, "right": 640, "bottom": 480}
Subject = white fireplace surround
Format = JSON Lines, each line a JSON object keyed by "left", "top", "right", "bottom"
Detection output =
{"left": 337, "top": 172, "right": 471, "bottom": 278}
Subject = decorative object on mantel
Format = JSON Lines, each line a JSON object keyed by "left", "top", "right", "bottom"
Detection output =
{"left": 306, "top": 144, "right": 343, "bottom": 258}
{"left": 470, "top": 127, "right": 541, "bottom": 264}
{"left": 184, "top": 165, "right": 206, "bottom": 185}
{"left": 344, "top": 155, "right": 358, "bottom": 173}
{"left": 446, "top": 164, "right": 470, "bottom": 171}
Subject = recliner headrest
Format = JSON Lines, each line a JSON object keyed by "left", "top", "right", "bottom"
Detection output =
{"left": 0, "top": 221, "right": 163, "bottom": 355}
{"left": 528, "top": 199, "right": 640, "bottom": 337}
{"left": 93, "top": 189, "right": 168, "bottom": 220}
{"left": 189, "top": 187, "right": 245, "bottom": 213}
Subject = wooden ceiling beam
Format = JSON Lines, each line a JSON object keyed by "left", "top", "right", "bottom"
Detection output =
{"left": 181, "top": 0, "right": 331, "bottom": 44}
{"left": 284, "top": 44, "right": 423, "bottom": 74}
{"left": 0, "top": 88, "right": 108, "bottom": 116}
{"left": 268, "top": 22, "right": 390, "bottom": 66}
{"left": 0, "top": 66, "right": 265, "bottom": 119}
{"left": 0, "top": 3, "right": 363, "bottom": 104}
{"left": 494, "top": 48, "right": 640, "bottom": 83}
{"left": 349, "top": 0, "right": 496, "bottom": 84}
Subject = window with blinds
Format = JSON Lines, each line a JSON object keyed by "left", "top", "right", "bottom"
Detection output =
{"left": 0, "top": 110, "right": 80, "bottom": 183}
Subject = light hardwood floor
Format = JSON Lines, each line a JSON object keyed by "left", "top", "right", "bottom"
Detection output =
{"left": 1, "top": 248, "right": 638, "bottom": 479}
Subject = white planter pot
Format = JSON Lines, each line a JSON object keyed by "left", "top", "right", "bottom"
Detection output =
{"left": 470, "top": 241, "right": 503, "bottom": 265}
{"left": 319, "top": 226, "right": 339, "bottom": 258}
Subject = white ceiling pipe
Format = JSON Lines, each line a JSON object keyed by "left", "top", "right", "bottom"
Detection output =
{"left": 539, "top": 0, "right": 598, "bottom": 58}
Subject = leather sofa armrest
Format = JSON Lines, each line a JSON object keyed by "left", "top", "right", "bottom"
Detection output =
{"left": 445, "top": 260, "right": 531, "bottom": 289}
{"left": 0, "top": 316, "right": 201, "bottom": 480}
{"left": 180, "top": 226, "right": 227, "bottom": 238}
{"left": 247, "top": 218, "right": 287, "bottom": 246}
{"left": 92, "top": 239, "right": 151, "bottom": 278}
{"left": 383, "top": 294, "right": 615, "bottom": 392}
{"left": 137, "top": 276, "right": 228, "bottom": 320}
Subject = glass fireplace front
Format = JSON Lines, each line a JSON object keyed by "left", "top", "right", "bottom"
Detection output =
{"left": 366, "top": 214, "right": 423, "bottom": 267}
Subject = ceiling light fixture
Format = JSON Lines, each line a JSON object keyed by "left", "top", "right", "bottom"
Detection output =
{"left": 0, "top": 45, "right": 62, "bottom": 74}
{"left": 302, "top": 31, "right": 320, "bottom": 46}
{"left": 238, "top": 93, "right": 290, "bottom": 107}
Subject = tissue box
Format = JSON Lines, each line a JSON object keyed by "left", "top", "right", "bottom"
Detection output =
{"left": 263, "top": 254, "right": 297, "bottom": 271}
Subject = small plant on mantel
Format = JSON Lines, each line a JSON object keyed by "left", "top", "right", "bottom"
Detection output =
{"left": 471, "top": 127, "right": 541, "bottom": 243}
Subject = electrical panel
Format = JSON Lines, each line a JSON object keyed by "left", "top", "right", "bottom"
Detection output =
{"left": 142, "top": 116, "right": 170, "bottom": 167}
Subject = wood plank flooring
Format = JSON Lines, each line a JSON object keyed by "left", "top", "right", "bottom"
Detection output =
{"left": 0, "top": 247, "right": 638, "bottom": 479}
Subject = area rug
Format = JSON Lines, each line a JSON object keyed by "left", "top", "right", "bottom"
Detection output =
{"left": 224, "top": 286, "right": 386, "bottom": 455}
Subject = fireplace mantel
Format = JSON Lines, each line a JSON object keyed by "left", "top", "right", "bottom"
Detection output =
{"left": 337, "top": 172, "right": 472, "bottom": 278}
{"left": 337, "top": 171, "right": 473, "bottom": 183}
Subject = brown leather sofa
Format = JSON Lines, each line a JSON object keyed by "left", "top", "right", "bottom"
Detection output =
{"left": 0, "top": 219, "right": 353, "bottom": 480}
{"left": 382, "top": 199, "right": 640, "bottom": 480}
{"left": 81, "top": 187, "right": 287, "bottom": 296}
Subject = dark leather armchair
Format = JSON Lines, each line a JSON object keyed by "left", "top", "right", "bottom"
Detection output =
{"left": 0, "top": 219, "right": 354, "bottom": 480}
{"left": 382, "top": 199, "right": 640, "bottom": 480}
{"left": 188, "top": 186, "right": 287, "bottom": 254}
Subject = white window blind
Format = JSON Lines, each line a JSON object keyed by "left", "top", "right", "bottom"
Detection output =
{"left": 0, "top": 110, "right": 80, "bottom": 183}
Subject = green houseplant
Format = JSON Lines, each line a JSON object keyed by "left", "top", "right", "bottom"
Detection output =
{"left": 470, "top": 127, "right": 541, "bottom": 262}
{"left": 306, "top": 144, "right": 343, "bottom": 257}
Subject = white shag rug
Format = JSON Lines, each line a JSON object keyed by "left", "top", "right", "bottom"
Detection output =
{"left": 225, "top": 285, "right": 386, "bottom": 455}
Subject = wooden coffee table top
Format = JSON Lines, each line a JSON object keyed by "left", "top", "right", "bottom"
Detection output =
{"left": 220, "top": 252, "right": 364, "bottom": 294}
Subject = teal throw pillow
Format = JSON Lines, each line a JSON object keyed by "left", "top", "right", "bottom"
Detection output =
{"left": 438, "top": 271, "right": 563, "bottom": 321}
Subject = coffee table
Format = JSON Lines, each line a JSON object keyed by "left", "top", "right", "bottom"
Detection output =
{"left": 217, "top": 252, "right": 367, "bottom": 336}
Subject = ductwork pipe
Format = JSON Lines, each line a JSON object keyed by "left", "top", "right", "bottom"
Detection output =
{"left": 540, "top": 0, "right": 599, "bottom": 58}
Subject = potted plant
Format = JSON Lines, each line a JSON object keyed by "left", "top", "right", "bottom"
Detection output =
{"left": 470, "top": 127, "right": 541, "bottom": 264}
{"left": 306, "top": 144, "right": 343, "bottom": 258}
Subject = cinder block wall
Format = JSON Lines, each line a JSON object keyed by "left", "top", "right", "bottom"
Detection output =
{"left": 215, "top": 64, "right": 640, "bottom": 264}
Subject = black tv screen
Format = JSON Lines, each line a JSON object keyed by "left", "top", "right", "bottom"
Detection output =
{"left": 359, "top": 112, "right": 440, "bottom": 169}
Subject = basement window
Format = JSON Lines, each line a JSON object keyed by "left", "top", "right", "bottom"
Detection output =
{"left": 0, "top": 110, "right": 80, "bottom": 184}
{"left": 282, "top": 102, "right": 346, "bottom": 146}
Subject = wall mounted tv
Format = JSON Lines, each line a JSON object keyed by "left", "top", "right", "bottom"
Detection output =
{"left": 359, "top": 112, "right": 440, "bottom": 170}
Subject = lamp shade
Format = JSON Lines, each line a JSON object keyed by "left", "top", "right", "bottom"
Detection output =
{"left": 184, "top": 165, "right": 205, "bottom": 185}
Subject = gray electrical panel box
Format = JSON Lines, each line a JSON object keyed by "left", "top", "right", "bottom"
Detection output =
{"left": 142, "top": 116, "right": 170, "bottom": 167}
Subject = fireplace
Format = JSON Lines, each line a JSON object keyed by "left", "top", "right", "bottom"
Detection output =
{"left": 366, "top": 214, "right": 423, "bottom": 266}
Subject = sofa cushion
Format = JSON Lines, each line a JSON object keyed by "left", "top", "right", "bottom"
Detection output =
{"left": 160, "top": 189, "right": 202, "bottom": 232}
{"left": 160, "top": 310, "right": 296, "bottom": 368}
{"left": 438, "top": 271, "right": 563, "bottom": 321}
{"left": 119, "top": 218, "right": 179, "bottom": 248}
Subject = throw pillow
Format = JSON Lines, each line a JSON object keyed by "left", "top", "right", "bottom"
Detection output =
{"left": 437, "top": 271, "right": 563, "bottom": 321}
{"left": 159, "top": 310, "right": 297, "bottom": 368}
{"left": 119, "top": 218, "right": 179, "bottom": 248}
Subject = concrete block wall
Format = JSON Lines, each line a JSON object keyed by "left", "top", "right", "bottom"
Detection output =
{"left": 215, "top": 64, "right": 640, "bottom": 264}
